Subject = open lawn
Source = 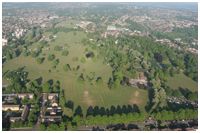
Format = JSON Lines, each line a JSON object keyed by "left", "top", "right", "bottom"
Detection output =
{"left": 55, "top": 19, "right": 78, "bottom": 28}
{"left": 3, "top": 31, "right": 148, "bottom": 114}
{"left": 166, "top": 73, "right": 198, "bottom": 92}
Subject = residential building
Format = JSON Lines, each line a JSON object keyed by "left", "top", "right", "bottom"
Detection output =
{"left": 2, "top": 105, "right": 20, "bottom": 111}
{"left": 2, "top": 38, "right": 8, "bottom": 46}
{"left": 17, "top": 93, "right": 34, "bottom": 99}
{"left": 48, "top": 93, "right": 58, "bottom": 100}
{"left": 41, "top": 116, "right": 62, "bottom": 123}
{"left": 21, "top": 105, "right": 30, "bottom": 121}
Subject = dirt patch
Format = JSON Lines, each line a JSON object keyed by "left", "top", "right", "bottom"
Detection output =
{"left": 84, "top": 91, "right": 89, "bottom": 95}
{"left": 129, "top": 90, "right": 142, "bottom": 105}
{"left": 135, "top": 91, "right": 139, "bottom": 97}
{"left": 82, "top": 90, "right": 94, "bottom": 106}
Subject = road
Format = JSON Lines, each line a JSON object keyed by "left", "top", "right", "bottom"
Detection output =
{"left": 10, "top": 127, "right": 33, "bottom": 131}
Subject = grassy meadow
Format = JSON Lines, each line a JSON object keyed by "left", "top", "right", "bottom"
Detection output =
{"left": 166, "top": 73, "right": 198, "bottom": 92}
{"left": 2, "top": 30, "right": 148, "bottom": 114}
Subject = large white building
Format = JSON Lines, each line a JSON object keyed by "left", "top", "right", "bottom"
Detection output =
{"left": 107, "top": 25, "right": 117, "bottom": 31}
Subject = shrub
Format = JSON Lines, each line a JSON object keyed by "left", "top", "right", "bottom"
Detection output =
{"left": 54, "top": 46, "right": 62, "bottom": 51}
{"left": 36, "top": 57, "right": 45, "bottom": 64}
{"left": 63, "top": 64, "right": 71, "bottom": 71}
{"left": 62, "top": 50, "right": 69, "bottom": 56}
{"left": 48, "top": 54, "right": 55, "bottom": 61}
{"left": 53, "top": 59, "right": 59, "bottom": 66}
{"left": 80, "top": 57, "right": 86, "bottom": 63}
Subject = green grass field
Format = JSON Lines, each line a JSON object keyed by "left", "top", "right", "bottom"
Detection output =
{"left": 166, "top": 73, "right": 198, "bottom": 92}
{"left": 3, "top": 30, "right": 148, "bottom": 114}
{"left": 55, "top": 19, "right": 78, "bottom": 28}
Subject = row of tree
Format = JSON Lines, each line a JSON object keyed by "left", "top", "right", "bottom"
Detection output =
{"left": 86, "top": 104, "right": 140, "bottom": 117}
{"left": 152, "top": 108, "right": 198, "bottom": 121}
{"left": 73, "top": 112, "right": 146, "bottom": 126}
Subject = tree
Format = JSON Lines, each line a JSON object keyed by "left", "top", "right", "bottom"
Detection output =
{"left": 14, "top": 49, "right": 21, "bottom": 57}
{"left": 39, "top": 124, "right": 46, "bottom": 131}
{"left": 74, "top": 105, "right": 83, "bottom": 117}
{"left": 59, "top": 122, "right": 66, "bottom": 130}
{"left": 2, "top": 115, "right": 10, "bottom": 131}
{"left": 23, "top": 50, "right": 30, "bottom": 57}
{"left": 48, "top": 54, "right": 55, "bottom": 61}
{"left": 76, "top": 65, "right": 80, "bottom": 71}
{"left": 46, "top": 124, "right": 59, "bottom": 131}
{"left": 42, "top": 82, "right": 51, "bottom": 92}
{"left": 31, "top": 50, "right": 40, "bottom": 58}
{"left": 65, "top": 100, "right": 74, "bottom": 110}
{"left": 77, "top": 73, "right": 85, "bottom": 82}
{"left": 176, "top": 109, "right": 186, "bottom": 120}
{"left": 184, "top": 53, "right": 197, "bottom": 81}
{"left": 187, "top": 92, "right": 198, "bottom": 101}
{"left": 59, "top": 89, "right": 66, "bottom": 108}
{"left": 86, "top": 106, "right": 94, "bottom": 117}
{"left": 154, "top": 53, "right": 163, "bottom": 63}
{"left": 158, "top": 87, "right": 167, "bottom": 108}
{"left": 53, "top": 80, "right": 60, "bottom": 93}
{"left": 63, "top": 64, "right": 71, "bottom": 71}
{"left": 150, "top": 87, "right": 167, "bottom": 112}
{"left": 28, "top": 110, "right": 37, "bottom": 124}
{"left": 40, "top": 40, "right": 48, "bottom": 46}
{"left": 107, "top": 77, "right": 114, "bottom": 89}
{"left": 53, "top": 59, "right": 59, "bottom": 66}
{"left": 62, "top": 50, "right": 69, "bottom": 56}
{"left": 96, "top": 77, "right": 103, "bottom": 84}
{"left": 80, "top": 57, "right": 86, "bottom": 63}
{"left": 21, "top": 97, "right": 29, "bottom": 104}
{"left": 6, "top": 52, "right": 12, "bottom": 60}
{"left": 172, "top": 89, "right": 183, "bottom": 97}
{"left": 36, "top": 57, "right": 45, "bottom": 64}
{"left": 54, "top": 45, "right": 62, "bottom": 51}
{"left": 113, "top": 70, "right": 123, "bottom": 88}
{"left": 49, "top": 35, "right": 53, "bottom": 39}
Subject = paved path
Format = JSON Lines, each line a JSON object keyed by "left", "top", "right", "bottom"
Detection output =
{"left": 10, "top": 127, "right": 33, "bottom": 131}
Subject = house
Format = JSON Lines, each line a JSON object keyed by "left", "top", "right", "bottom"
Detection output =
{"left": 42, "top": 93, "right": 48, "bottom": 103}
{"left": 2, "top": 93, "right": 34, "bottom": 100}
{"left": 128, "top": 78, "right": 148, "bottom": 88}
{"left": 46, "top": 107, "right": 62, "bottom": 116}
{"left": 10, "top": 117, "right": 22, "bottom": 123}
{"left": 40, "top": 93, "right": 62, "bottom": 123}
{"left": 51, "top": 96, "right": 59, "bottom": 107}
{"left": 2, "top": 105, "right": 20, "bottom": 111}
{"left": 138, "top": 72, "right": 147, "bottom": 80}
{"left": 2, "top": 38, "right": 8, "bottom": 46}
{"left": 5, "top": 105, "right": 30, "bottom": 123}
{"left": 107, "top": 25, "right": 117, "bottom": 31}
{"left": 49, "top": 108, "right": 57, "bottom": 115}
{"left": 41, "top": 115, "right": 62, "bottom": 123}
{"left": 2, "top": 94, "right": 16, "bottom": 97}
{"left": 48, "top": 93, "right": 58, "bottom": 100}
{"left": 2, "top": 96, "right": 15, "bottom": 104}
{"left": 21, "top": 105, "right": 30, "bottom": 121}
{"left": 126, "top": 72, "right": 148, "bottom": 88}
{"left": 17, "top": 93, "right": 34, "bottom": 99}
